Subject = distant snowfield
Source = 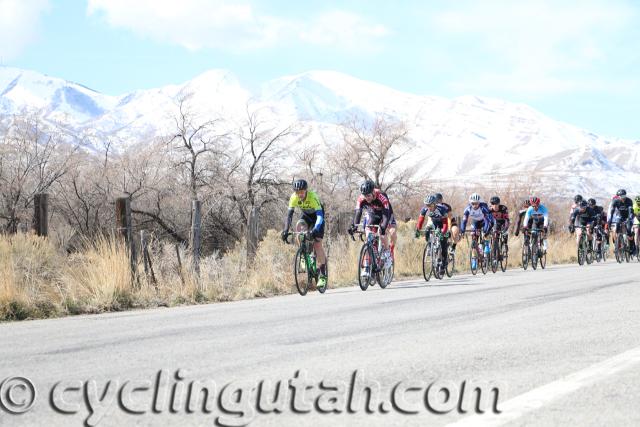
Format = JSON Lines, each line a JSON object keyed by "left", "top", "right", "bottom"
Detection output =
{"left": 1, "top": 66, "right": 639, "bottom": 196}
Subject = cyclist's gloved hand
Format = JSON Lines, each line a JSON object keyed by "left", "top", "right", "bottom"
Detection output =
{"left": 348, "top": 224, "right": 357, "bottom": 235}
{"left": 380, "top": 226, "right": 386, "bottom": 236}
{"left": 414, "top": 229, "right": 421, "bottom": 238}
{"left": 281, "top": 230, "right": 289, "bottom": 243}
{"left": 311, "top": 227, "right": 321, "bottom": 239}
{"left": 568, "top": 224, "right": 575, "bottom": 233}
{"left": 543, "top": 226, "right": 548, "bottom": 233}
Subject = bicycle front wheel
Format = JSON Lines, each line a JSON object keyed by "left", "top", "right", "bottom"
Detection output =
{"left": 531, "top": 238, "right": 539, "bottom": 270}
{"left": 522, "top": 238, "right": 530, "bottom": 270}
{"left": 470, "top": 241, "right": 480, "bottom": 275}
{"left": 422, "top": 243, "right": 433, "bottom": 282}
{"left": 500, "top": 239, "right": 508, "bottom": 272}
{"left": 577, "top": 238, "right": 585, "bottom": 266}
{"left": 358, "top": 244, "right": 372, "bottom": 291}
{"left": 294, "top": 247, "right": 310, "bottom": 296}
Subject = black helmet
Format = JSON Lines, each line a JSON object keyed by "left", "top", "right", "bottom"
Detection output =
{"left": 579, "top": 200, "right": 588, "bottom": 208}
{"left": 617, "top": 189, "right": 627, "bottom": 197}
{"left": 434, "top": 192, "right": 443, "bottom": 203}
{"left": 523, "top": 198, "right": 532, "bottom": 207}
{"left": 490, "top": 196, "right": 500, "bottom": 205}
{"left": 293, "top": 179, "right": 308, "bottom": 191}
{"left": 574, "top": 194, "right": 583, "bottom": 203}
{"left": 424, "top": 194, "right": 437, "bottom": 205}
{"left": 588, "top": 198, "right": 596, "bottom": 207}
{"left": 360, "top": 180, "right": 375, "bottom": 195}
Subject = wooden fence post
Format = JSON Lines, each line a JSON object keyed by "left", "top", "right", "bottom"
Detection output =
{"left": 191, "top": 200, "right": 201, "bottom": 278}
{"left": 140, "top": 230, "right": 158, "bottom": 289}
{"left": 247, "top": 206, "right": 260, "bottom": 262}
{"left": 33, "top": 193, "right": 49, "bottom": 237}
{"left": 116, "top": 197, "right": 137, "bottom": 280}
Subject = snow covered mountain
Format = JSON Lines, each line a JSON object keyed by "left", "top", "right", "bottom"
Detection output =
{"left": 1, "top": 66, "right": 639, "bottom": 196}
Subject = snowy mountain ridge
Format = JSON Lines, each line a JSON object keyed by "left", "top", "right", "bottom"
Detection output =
{"left": 1, "top": 65, "right": 639, "bottom": 196}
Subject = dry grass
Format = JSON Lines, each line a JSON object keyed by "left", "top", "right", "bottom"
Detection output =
{"left": 0, "top": 224, "right": 589, "bottom": 321}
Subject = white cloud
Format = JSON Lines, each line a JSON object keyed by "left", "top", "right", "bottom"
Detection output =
{"left": 87, "top": 0, "right": 388, "bottom": 52}
{"left": 0, "top": 0, "right": 50, "bottom": 61}
{"left": 430, "top": 0, "right": 638, "bottom": 96}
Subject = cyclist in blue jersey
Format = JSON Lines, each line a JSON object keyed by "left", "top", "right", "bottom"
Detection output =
{"left": 522, "top": 196, "right": 550, "bottom": 252}
{"left": 460, "top": 193, "right": 495, "bottom": 237}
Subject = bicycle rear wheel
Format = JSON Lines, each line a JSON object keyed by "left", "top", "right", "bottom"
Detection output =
{"left": 446, "top": 243, "right": 455, "bottom": 278}
{"left": 433, "top": 241, "right": 443, "bottom": 280}
{"left": 294, "top": 247, "right": 310, "bottom": 296}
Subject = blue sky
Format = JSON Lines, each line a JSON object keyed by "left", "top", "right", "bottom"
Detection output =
{"left": 1, "top": 0, "right": 639, "bottom": 139}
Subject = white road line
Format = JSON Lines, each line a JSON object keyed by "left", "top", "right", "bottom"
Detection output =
{"left": 446, "top": 345, "right": 640, "bottom": 427}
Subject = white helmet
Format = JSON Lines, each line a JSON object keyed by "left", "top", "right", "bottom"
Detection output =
{"left": 469, "top": 193, "right": 481, "bottom": 203}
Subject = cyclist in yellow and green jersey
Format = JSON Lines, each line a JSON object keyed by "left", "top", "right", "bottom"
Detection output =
{"left": 281, "top": 179, "right": 328, "bottom": 289}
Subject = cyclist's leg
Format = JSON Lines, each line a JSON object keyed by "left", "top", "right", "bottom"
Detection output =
{"left": 576, "top": 225, "right": 583, "bottom": 244}
{"left": 450, "top": 216, "right": 460, "bottom": 251}
{"left": 387, "top": 215, "right": 397, "bottom": 260}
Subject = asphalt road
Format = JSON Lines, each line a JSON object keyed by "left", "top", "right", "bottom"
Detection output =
{"left": 2, "top": 260, "right": 640, "bottom": 427}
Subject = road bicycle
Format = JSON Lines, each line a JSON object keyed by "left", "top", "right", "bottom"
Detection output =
{"left": 592, "top": 224, "right": 608, "bottom": 263}
{"left": 575, "top": 225, "right": 594, "bottom": 266}
{"left": 421, "top": 227, "right": 454, "bottom": 281}
{"left": 467, "top": 228, "right": 489, "bottom": 275}
{"left": 613, "top": 222, "right": 631, "bottom": 263}
{"left": 490, "top": 228, "right": 509, "bottom": 273}
{"left": 522, "top": 226, "right": 546, "bottom": 270}
{"left": 352, "top": 224, "right": 393, "bottom": 291}
{"left": 286, "top": 230, "right": 326, "bottom": 296}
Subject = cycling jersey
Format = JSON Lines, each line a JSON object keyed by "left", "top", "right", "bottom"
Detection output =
{"left": 284, "top": 190, "right": 325, "bottom": 237}
{"left": 607, "top": 196, "right": 633, "bottom": 225}
{"left": 514, "top": 208, "right": 528, "bottom": 235}
{"left": 633, "top": 199, "right": 640, "bottom": 219}
{"left": 490, "top": 204, "right": 510, "bottom": 231}
{"left": 353, "top": 189, "right": 391, "bottom": 230}
{"left": 461, "top": 202, "right": 494, "bottom": 233}
{"left": 523, "top": 205, "right": 549, "bottom": 228}
{"left": 569, "top": 206, "right": 599, "bottom": 226}
{"left": 593, "top": 206, "right": 607, "bottom": 225}
{"left": 417, "top": 203, "right": 451, "bottom": 232}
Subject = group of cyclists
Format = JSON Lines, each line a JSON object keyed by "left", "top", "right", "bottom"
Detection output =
{"left": 568, "top": 190, "right": 640, "bottom": 259}
{"left": 281, "top": 178, "right": 640, "bottom": 291}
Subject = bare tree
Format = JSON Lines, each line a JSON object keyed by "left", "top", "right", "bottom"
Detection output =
{"left": 0, "top": 112, "right": 77, "bottom": 233}
{"left": 222, "top": 105, "right": 294, "bottom": 257}
{"left": 336, "top": 114, "right": 415, "bottom": 193}
{"left": 166, "top": 93, "right": 228, "bottom": 201}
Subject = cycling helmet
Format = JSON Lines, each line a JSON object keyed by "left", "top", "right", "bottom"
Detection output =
{"left": 490, "top": 196, "right": 500, "bottom": 205}
{"left": 579, "top": 200, "right": 588, "bottom": 209}
{"left": 616, "top": 189, "right": 627, "bottom": 197}
{"left": 434, "top": 192, "right": 443, "bottom": 203}
{"left": 424, "top": 194, "right": 437, "bottom": 205}
{"left": 523, "top": 198, "right": 532, "bottom": 207}
{"left": 293, "top": 179, "right": 308, "bottom": 191}
{"left": 635, "top": 195, "right": 640, "bottom": 204}
{"left": 469, "top": 193, "right": 482, "bottom": 203}
{"left": 360, "top": 180, "right": 375, "bottom": 195}
{"left": 529, "top": 196, "right": 541, "bottom": 207}
{"left": 574, "top": 194, "right": 583, "bottom": 203}
{"left": 588, "top": 198, "right": 596, "bottom": 207}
